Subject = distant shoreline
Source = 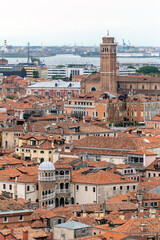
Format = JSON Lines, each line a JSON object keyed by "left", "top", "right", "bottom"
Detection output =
{"left": 79, "top": 54, "right": 160, "bottom": 58}
{"left": 0, "top": 53, "right": 160, "bottom": 59}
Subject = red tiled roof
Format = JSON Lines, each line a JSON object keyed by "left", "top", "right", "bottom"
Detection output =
{"left": 71, "top": 168, "right": 137, "bottom": 185}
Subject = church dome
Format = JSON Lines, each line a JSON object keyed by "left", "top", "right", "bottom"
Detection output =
{"left": 38, "top": 161, "right": 55, "bottom": 171}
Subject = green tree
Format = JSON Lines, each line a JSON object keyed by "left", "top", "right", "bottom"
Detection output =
{"left": 137, "top": 66, "right": 159, "bottom": 75}
{"left": 92, "top": 71, "right": 97, "bottom": 75}
{"left": 6, "top": 96, "right": 14, "bottom": 100}
{"left": 52, "top": 75, "right": 63, "bottom": 80}
{"left": 127, "top": 65, "right": 135, "bottom": 69}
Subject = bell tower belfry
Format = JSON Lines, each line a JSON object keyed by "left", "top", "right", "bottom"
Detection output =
{"left": 100, "top": 36, "right": 117, "bottom": 92}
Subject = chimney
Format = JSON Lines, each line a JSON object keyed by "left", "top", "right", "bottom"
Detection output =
{"left": 11, "top": 228, "right": 14, "bottom": 235}
{"left": 140, "top": 224, "right": 147, "bottom": 232}
{"left": 61, "top": 128, "right": 64, "bottom": 135}
{"left": 82, "top": 204, "right": 86, "bottom": 212}
{"left": 137, "top": 190, "right": 143, "bottom": 201}
{"left": 142, "top": 185, "right": 145, "bottom": 192}
{"left": 127, "top": 195, "right": 130, "bottom": 202}
{"left": 43, "top": 218, "right": 47, "bottom": 226}
{"left": 15, "top": 195, "right": 18, "bottom": 201}
{"left": 102, "top": 202, "right": 106, "bottom": 215}
{"left": 9, "top": 203, "right": 14, "bottom": 210}
{"left": 66, "top": 113, "right": 68, "bottom": 121}
{"left": 23, "top": 230, "right": 28, "bottom": 240}
{"left": 138, "top": 202, "right": 141, "bottom": 212}
{"left": 83, "top": 115, "right": 85, "bottom": 123}
{"left": 24, "top": 202, "right": 29, "bottom": 209}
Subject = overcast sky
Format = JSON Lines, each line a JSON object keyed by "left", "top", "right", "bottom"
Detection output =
{"left": 1, "top": 0, "right": 160, "bottom": 46}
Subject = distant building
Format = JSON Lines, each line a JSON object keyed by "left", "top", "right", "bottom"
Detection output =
{"left": 40, "top": 67, "right": 48, "bottom": 79}
{"left": 81, "top": 35, "right": 160, "bottom": 96}
{"left": 26, "top": 80, "right": 80, "bottom": 98}
{"left": 54, "top": 220, "right": 92, "bottom": 239}
{"left": 0, "top": 58, "right": 8, "bottom": 65}
{"left": 0, "top": 66, "right": 26, "bottom": 78}
{"left": 47, "top": 64, "right": 98, "bottom": 79}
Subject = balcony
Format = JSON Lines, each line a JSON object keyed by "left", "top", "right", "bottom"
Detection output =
{"left": 47, "top": 203, "right": 55, "bottom": 210}
{"left": 42, "top": 192, "right": 55, "bottom": 200}
{"left": 38, "top": 176, "right": 55, "bottom": 181}
{"left": 56, "top": 189, "right": 70, "bottom": 194}
{"left": 64, "top": 104, "right": 94, "bottom": 109}
{"left": 55, "top": 175, "right": 70, "bottom": 180}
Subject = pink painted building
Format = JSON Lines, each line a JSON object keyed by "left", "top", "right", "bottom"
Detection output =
{"left": 145, "top": 158, "right": 160, "bottom": 178}
{"left": 127, "top": 149, "right": 157, "bottom": 168}
{"left": 26, "top": 80, "right": 80, "bottom": 99}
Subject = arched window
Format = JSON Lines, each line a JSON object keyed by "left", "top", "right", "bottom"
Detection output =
{"left": 60, "top": 171, "right": 64, "bottom": 175}
{"left": 130, "top": 84, "right": 132, "bottom": 89}
{"left": 65, "top": 197, "right": 70, "bottom": 205}
{"left": 65, "top": 171, "right": 69, "bottom": 175}
{"left": 142, "top": 85, "right": 144, "bottom": 89}
{"left": 42, "top": 191, "right": 45, "bottom": 196}
{"left": 91, "top": 87, "right": 96, "bottom": 91}
{"left": 71, "top": 197, "right": 74, "bottom": 204}
{"left": 155, "top": 85, "right": 157, "bottom": 90}
{"left": 56, "top": 198, "right": 59, "bottom": 207}
{"left": 60, "top": 198, "right": 64, "bottom": 206}
{"left": 65, "top": 183, "right": 69, "bottom": 189}
{"left": 60, "top": 183, "right": 64, "bottom": 189}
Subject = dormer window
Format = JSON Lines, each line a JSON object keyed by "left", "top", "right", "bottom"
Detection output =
{"left": 30, "top": 140, "right": 36, "bottom": 146}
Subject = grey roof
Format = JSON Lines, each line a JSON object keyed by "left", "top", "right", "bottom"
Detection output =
{"left": 0, "top": 66, "right": 24, "bottom": 72}
{"left": 54, "top": 220, "right": 91, "bottom": 229}
{"left": 27, "top": 80, "right": 80, "bottom": 89}
{"left": 38, "top": 161, "right": 55, "bottom": 171}
{"left": 0, "top": 209, "right": 33, "bottom": 215}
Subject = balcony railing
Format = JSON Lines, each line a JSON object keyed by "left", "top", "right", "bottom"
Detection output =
{"left": 42, "top": 192, "right": 55, "bottom": 200}
{"left": 65, "top": 104, "right": 95, "bottom": 108}
{"left": 38, "top": 176, "right": 55, "bottom": 181}
{"left": 55, "top": 175, "right": 70, "bottom": 180}
{"left": 56, "top": 189, "right": 70, "bottom": 194}
{"left": 47, "top": 203, "right": 55, "bottom": 210}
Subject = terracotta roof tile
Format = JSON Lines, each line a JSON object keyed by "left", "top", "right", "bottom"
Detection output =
{"left": 71, "top": 168, "right": 137, "bottom": 185}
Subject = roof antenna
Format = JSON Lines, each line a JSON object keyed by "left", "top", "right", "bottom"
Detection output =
{"left": 107, "top": 30, "right": 109, "bottom": 36}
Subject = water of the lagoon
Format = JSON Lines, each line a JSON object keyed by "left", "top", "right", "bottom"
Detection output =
{"left": 5, "top": 54, "right": 160, "bottom": 66}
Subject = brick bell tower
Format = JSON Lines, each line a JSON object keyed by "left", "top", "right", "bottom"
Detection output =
{"left": 100, "top": 35, "right": 117, "bottom": 92}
